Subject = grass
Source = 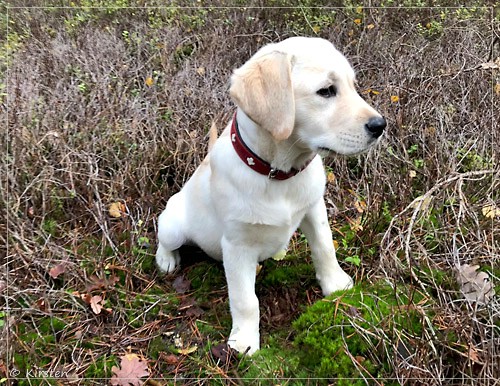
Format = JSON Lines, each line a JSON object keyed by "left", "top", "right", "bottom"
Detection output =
{"left": 2, "top": 1, "right": 499, "bottom": 385}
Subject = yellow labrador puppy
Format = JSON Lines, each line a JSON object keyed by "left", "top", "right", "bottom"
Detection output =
{"left": 156, "top": 37, "right": 386, "bottom": 354}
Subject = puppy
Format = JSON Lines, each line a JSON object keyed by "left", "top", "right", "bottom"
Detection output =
{"left": 156, "top": 37, "right": 386, "bottom": 354}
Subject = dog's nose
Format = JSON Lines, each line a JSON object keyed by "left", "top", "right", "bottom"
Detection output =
{"left": 365, "top": 116, "right": 386, "bottom": 139}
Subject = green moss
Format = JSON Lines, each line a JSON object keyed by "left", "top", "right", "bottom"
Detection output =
{"left": 85, "top": 354, "right": 117, "bottom": 379}
{"left": 292, "top": 282, "right": 424, "bottom": 384}
{"left": 148, "top": 336, "right": 165, "bottom": 360}
{"left": 258, "top": 259, "right": 315, "bottom": 288}
{"left": 239, "top": 342, "right": 307, "bottom": 381}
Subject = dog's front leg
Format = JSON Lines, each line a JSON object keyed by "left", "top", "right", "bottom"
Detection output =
{"left": 301, "top": 199, "right": 354, "bottom": 295}
{"left": 221, "top": 235, "right": 260, "bottom": 355}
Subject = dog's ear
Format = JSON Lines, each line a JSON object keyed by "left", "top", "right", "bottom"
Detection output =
{"left": 230, "top": 51, "right": 295, "bottom": 141}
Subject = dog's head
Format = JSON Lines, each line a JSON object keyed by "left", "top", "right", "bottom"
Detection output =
{"left": 230, "top": 37, "right": 386, "bottom": 156}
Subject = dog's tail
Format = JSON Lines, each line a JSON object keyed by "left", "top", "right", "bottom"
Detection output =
{"left": 208, "top": 121, "right": 218, "bottom": 152}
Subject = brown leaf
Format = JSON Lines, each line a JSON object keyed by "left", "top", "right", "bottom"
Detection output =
{"left": 211, "top": 343, "right": 237, "bottom": 365}
{"left": 109, "top": 202, "right": 126, "bottom": 218}
{"left": 86, "top": 275, "right": 120, "bottom": 292}
{"left": 185, "top": 305, "right": 204, "bottom": 318}
{"left": 347, "top": 305, "right": 361, "bottom": 318}
{"left": 79, "top": 292, "right": 92, "bottom": 305}
{"left": 173, "top": 275, "right": 191, "bottom": 294}
{"left": 90, "top": 295, "right": 103, "bottom": 315}
{"left": 468, "top": 346, "right": 482, "bottom": 364}
{"left": 163, "top": 354, "right": 179, "bottom": 365}
{"left": 49, "top": 262, "right": 67, "bottom": 279}
{"left": 354, "top": 199, "right": 367, "bottom": 213}
{"left": 355, "top": 355, "right": 366, "bottom": 364}
{"left": 455, "top": 264, "right": 495, "bottom": 305}
{"left": 111, "top": 354, "right": 149, "bottom": 386}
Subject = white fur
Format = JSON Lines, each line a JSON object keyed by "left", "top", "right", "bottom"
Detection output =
{"left": 156, "top": 37, "right": 385, "bottom": 354}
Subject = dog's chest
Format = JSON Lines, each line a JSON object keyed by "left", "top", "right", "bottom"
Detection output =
{"left": 223, "top": 176, "right": 324, "bottom": 228}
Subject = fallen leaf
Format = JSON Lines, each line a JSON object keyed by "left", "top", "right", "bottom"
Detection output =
{"left": 468, "top": 346, "right": 482, "bottom": 363}
{"left": 177, "top": 345, "right": 198, "bottom": 355}
{"left": 495, "top": 83, "right": 500, "bottom": 95}
{"left": 327, "top": 171, "right": 336, "bottom": 184}
{"left": 109, "top": 202, "right": 126, "bottom": 218}
{"left": 390, "top": 95, "right": 400, "bottom": 103}
{"left": 354, "top": 18, "right": 362, "bottom": 25}
{"left": 86, "top": 275, "right": 120, "bottom": 292}
{"left": 185, "top": 305, "right": 204, "bottom": 318}
{"left": 196, "top": 66, "right": 205, "bottom": 76}
{"left": 49, "top": 262, "right": 67, "bottom": 279}
{"left": 482, "top": 204, "right": 500, "bottom": 219}
{"left": 76, "top": 292, "right": 92, "bottom": 305}
{"left": 347, "top": 216, "right": 363, "bottom": 232}
{"left": 90, "top": 295, "right": 103, "bottom": 314}
{"left": 455, "top": 264, "right": 495, "bottom": 305}
{"left": 366, "top": 23, "right": 375, "bottom": 30}
{"left": 111, "top": 354, "right": 149, "bottom": 386}
{"left": 355, "top": 355, "right": 366, "bottom": 364}
{"left": 211, "top": 343, "right": 237, "bottom": 364}
{"left": 178, "top": 297, "right": 204, "bottom": 318}
{"left": 173, "top": 275, "right": 191, "bottom": 294}
{"left": 409, "top": 170, "right": 417, "bottom": 178}
{"left": 347, "top": 305, "right": 361, "bottom": 318}
{"left": 145, "top": 77, "right": 154, "bottom": 86}
{"left": 163, "top": 354, "right": 178, "bottom": 365}
{"left": 354, "top": 200, "right": 367, "bottom": 213}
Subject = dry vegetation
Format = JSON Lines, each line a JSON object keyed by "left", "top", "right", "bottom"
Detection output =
{"left": 1, "top": 1, "right": 499, "bottom": 385}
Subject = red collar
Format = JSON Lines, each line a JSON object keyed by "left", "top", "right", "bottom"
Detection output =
{"left": 230, "top": 112, "right": 312, "bottom": 180}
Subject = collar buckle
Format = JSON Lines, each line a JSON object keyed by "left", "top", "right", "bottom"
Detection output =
{"left": 268, "top": 168, "right": 278, "bottom": 179}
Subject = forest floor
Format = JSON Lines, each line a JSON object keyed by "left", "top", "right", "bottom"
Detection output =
{"left": 1, "top": 1, "right": 499, "bottom": 385}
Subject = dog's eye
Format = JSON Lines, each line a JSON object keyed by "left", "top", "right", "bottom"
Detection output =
{"left": 317, "top": 85, "right": 337, "bottom": 98}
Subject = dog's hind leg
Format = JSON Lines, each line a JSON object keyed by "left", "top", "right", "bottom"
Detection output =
{"left": 156, "top": 193, "right": 186, "bottom": 273}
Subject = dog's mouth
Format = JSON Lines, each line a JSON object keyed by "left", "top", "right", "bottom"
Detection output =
{"left": 317, "top": 145, "right": 372, "bottom": 157}
{"left": 317, "top": 146, "right": 364, "bottom": 155}
{"left": 317, "top": 147, "right": 334, "bottom": 156}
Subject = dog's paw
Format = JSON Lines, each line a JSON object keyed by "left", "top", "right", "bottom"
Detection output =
{"left": 320, "top": 269, "right": 354, "bottom": 296}
{"left": 155, "top": 244, "right": 180, "bottom": 273}
{"left": 227, "top": 330, "right": 260, "bottom": 355}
